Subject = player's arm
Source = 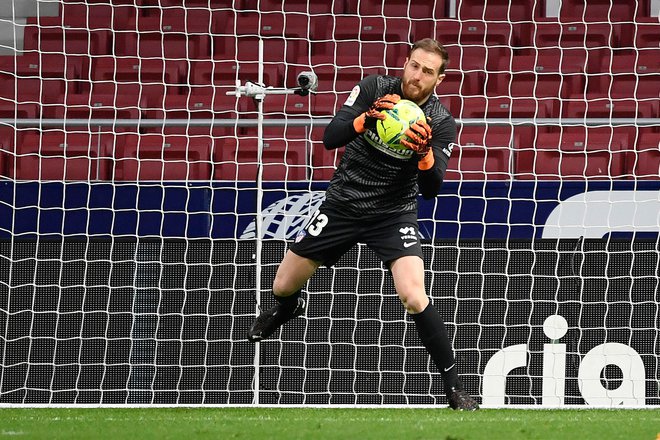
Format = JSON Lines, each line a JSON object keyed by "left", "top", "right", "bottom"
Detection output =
{"left": 403, "top": 116, "right": 456, "bottom": 199}
{"left": 323, "top": 75, "right": 399, "bottom": 150}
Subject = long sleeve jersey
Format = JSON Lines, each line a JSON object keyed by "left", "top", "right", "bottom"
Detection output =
{"left": 322, "top": 74, "right": 457, "bottom": 217}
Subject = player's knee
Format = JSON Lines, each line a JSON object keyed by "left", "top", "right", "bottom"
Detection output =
{"left": 400, "top": 292, "right": 429, "bottom": 314}
{"left": 272, "top": 275, "right": 296, "bottom": 297}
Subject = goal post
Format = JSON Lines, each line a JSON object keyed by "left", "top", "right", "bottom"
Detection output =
{"left": 0, "top": 0, "right": 659, "bottom": 407}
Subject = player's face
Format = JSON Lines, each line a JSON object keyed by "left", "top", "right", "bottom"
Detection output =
{"left": 401, "top": 49, "right": 446, "bottom": 105}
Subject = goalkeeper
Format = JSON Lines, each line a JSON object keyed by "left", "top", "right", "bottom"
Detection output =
{"left": 248, "top": 38, "right": 478, "bottom": 411}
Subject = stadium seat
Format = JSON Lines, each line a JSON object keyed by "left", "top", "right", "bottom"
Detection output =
{"left": 261, "top": 94, "right": 313, "bottom": 117}
{"left": 0, "top": 53, "right": 82, "bottom": 102}
{"left": 0, "top": 126, "right": 19, "bottom": 177}
{"left": 191, "top": 59, "right": 284, "bottom": 89}
{"left": 487, "top": 70, "right": 584, "bottom": 99}
{"left": 88, "top": 57, "right": 187, "bottom": 107}
{"left": 137, "top": 6, "right": 217, "bottom": 34}
{"left": 214, "top": 133, "right": 309, "bottom": 181}
{"left": 446, "top": 127, "right": 512, "bottom": 180}
{"left": 113, "top": 134, "right": 213, "bottom": 180}
{"left": 345, "top": 0, "right": 447, "bottom": 19}
{"left": 433, "top": 20, "right": 515, "bottom": 47}
{"left": 563, "top": 96, "right": 659, "bottom": 119}
{"left": 587, "top": 51, "right": 660, "bottom": 99}
{"left": 114, "top": 27, "right": 212, "bottom": 60}
{"left": 24, "top": 17, "right": 112, "bottom": 56}
{"left": 633, "top": 130, "right": 660, "bottom": 179}
{"left": 437, "top": 71, "right": 485, "bottom": 97}
{"left": 556, "top": 0, "right": 646, "bottom": 23}
{"left": 257, "top": 0, "right": 345, "bottom": 14}
{"left": 13, "top": 131, "right": 114, "bottom": 180}
{"left": 456, "top": 0, "right": 537, "bottom": 21}
{"left": 60, "top": 1, "right": 137, "bottom": 30}
{"left": 457, "top": 96, "right": 557, "bottom": 119}
{"left": 41, "top": 92, "right": 145, "bottom": 122}
{"left": 514, "top": 127, "right": 629, "bottom": 180}
{"left": 0, "top": 98, "right": 39, "bottom": 119}
{"left": 633, "top": 23, "right": 660, "bottom": 49}
{"left": 532, "top": 22, "right": 614, "bottom": 49}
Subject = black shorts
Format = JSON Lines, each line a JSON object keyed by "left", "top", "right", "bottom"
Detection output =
{"left": 289, "top": 203, "right": 423, "bottom": 267}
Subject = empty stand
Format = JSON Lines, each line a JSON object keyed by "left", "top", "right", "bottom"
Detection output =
{"left": 88, "top": 57, "right": 186, "bottom": 108}
{"left": 633, "top": 130, "right": 660, "bottom": 179}
{"left": 446, "top": 126, "right": 513, "bottom": 180}
{"left": 114, "top": 134, "right": 213, "bottom": 180}
{"left": 456, "top": 0, "right": 537, "bottom": 21}
{"left": 587, "top": 51, "right": 660, "bottom": 99}
{"left": 60, "top": 1, "right": 137, "bottom": 30}
{"left": 456, "top": 96, "right": 557, "bottom": 118}
{"left": 113, "top": 16, "right": 212, "bottom": 59}
{"left": 556, "top": 0, "right": 650, "bottom": 23}
{"left": 42, "top": 92, "right": 145, "bottom": 121}
{"left": 24, "top": 17, "right": 112, "bottom": 56}
{"left": 0, "top": 53, "right": 82, "bottom": 102}
{"left": 515, "top": 127, "right": 629, "bottom": 179}
{"left": 345, "top": 0, "right": 447, "bottom": 19}
{"left": 13, "top": 131, "right": 114, "bottom": 180}
{"left": 214, "top": 131, "right": 309, "bottom": 181}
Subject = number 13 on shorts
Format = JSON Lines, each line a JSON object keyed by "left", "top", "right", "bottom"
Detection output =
{"left": 305, "top": 210, "right": 329, "bottom": 237}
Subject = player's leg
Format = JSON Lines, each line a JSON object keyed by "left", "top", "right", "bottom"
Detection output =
{"left": 389, "top": 255, "right": 479, "bottom": 410}
{"left": 247, "top": 250, "right": 319, "bottom": 342}
{"left": 248, "top": 205, "right": 356, "bottom": 342}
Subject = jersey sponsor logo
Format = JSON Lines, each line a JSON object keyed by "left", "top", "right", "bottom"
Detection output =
{"left": 363, "top": 130, "right": 415, "bottom": 160}
{"left": 345, "top": 85, "right": 360, "bottom": 106}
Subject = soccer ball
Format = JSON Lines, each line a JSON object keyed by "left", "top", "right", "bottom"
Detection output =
{"left": 376, "top": 99, "right": 426, "bottom": 150}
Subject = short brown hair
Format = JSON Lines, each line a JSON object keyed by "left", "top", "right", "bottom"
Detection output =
{"left": 409, "top": 38, "right": 449, "bottom": 75}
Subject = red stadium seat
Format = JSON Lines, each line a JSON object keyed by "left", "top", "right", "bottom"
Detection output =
{"left": 14, "top": 131, "right": 114, "bottom": 180}
{"left": 486, "top": 70, "right": 584, "bottom": 99}
{"left": 515, "top": 127, "right": 629, "bottom": 180}
{"left": 587, "top": 52, "right": 660, "bottom": 99}
{"left": 24, "top": 17, "right": 112, "bottom": 55}
{"left": 346, "top": 0, "right": 447, "bottom": 19}
{"left": 114, "top": 28, "right": 211, "bottom": 60}
{"left": 532, "top": 22, "right": 614, "bottom": 49}
{"left": 214, "top": 134, "right": 309, "bottom": 181}
{"left": 0, "top": 53, "right": 82, "bottom": 103}
{"left": 456, "top": 0, "right": 537, "bottom": 21}
{"left": 60, "top": 1, "right": 137, "bottom": 30}
{"left": 114, "top": 134, "right": 213, "bottom": 180}
{"left": 88, "top": 57, "right": 186, "bottom": 107}
{"left": 446, "top": 126, "right": 513, "bottom": 180}
{"left": 457, "top": 96, "right": 557, "bottom": 119}
{"left": 633, "top": 130, "right": 660, "bottom": 179}
{"left": 556, "top": 0, "right": 646, "bottom": 23}
{"left": 433, "top": 20, "right": 515, "bottom": 47}
{"left": 563, "top": 95, "right": 659, "bottom": 119}
{"left": 42, "top": 92, "right": 145, "bottom": 121}
{"left": 190, "top": 59, "right": 284, "bottom": 89}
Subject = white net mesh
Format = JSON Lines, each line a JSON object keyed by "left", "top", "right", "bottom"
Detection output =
{"left": 0, "top": 0, "right": 658, "bottom": 406}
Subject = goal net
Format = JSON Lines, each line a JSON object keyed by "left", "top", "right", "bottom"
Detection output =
{"left": 0, "top": 0, "right": 658, "bottom": 407}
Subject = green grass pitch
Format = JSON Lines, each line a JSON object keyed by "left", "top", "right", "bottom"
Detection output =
{"left": 1, "top": 407, "right": 658, "bottom": 440}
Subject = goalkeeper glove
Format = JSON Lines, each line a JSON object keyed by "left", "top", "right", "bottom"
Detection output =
{"left": 353, "top": 94, "right": 401, "bottom": 134}
{"left": 401, "top": 119, "right": 434, "bottom": 170}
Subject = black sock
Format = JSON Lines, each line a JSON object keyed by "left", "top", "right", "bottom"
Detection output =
{"left": 274, "top": 290, "right": 301, "bottom": 310}
{"left": 411, "top": 303, "right": 463, "bottom": 394}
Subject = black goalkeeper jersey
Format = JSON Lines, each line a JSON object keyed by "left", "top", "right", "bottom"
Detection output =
{"left": 322, "top": 74, "right": 456, "bottom": 217}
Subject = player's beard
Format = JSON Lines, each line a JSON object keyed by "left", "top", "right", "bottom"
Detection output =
{"left": 401, "top": 78, "right": 435, "bottom": 104}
